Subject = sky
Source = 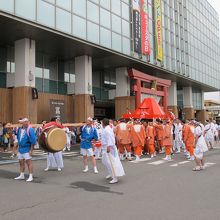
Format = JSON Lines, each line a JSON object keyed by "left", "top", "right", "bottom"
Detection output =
{"left": 205, "top": 1, "right": 220, "bottom": 101}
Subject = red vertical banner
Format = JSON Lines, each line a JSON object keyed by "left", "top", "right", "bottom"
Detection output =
{"left": 140, "top": 0, "right": 150, "bottom": 55}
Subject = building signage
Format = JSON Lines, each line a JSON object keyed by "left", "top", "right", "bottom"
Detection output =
{"left": 154, "top": 0, "right": 163, "bottom": 61}
{"left": 50, "top": 99, "right": 65, "bottom": 122}
{"left": 132, "top": 0, "right": 141, "bottom": 54}
{"left": 140, "top": 0, "right": 150, "bottom": 55}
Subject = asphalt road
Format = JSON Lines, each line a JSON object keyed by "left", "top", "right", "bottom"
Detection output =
{"left": 0, "top": 147, "right": 220, "bottom": 220}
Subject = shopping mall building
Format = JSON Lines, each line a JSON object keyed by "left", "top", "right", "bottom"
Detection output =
{"left": 0, "top": 0, "right": 220, "bottom": 123}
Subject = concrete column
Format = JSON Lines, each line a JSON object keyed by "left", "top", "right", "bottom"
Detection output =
{"left": 115, "top": 67, "right": 134, "bottom": 119}
{"left": 75, "top": 55, "right": 92, "bottom": 95}
{"left": 183, "top": 86, "right": 194, "bottom": 120}
{"left": 15, "top": 38, "right": 35, "bottom": 87}
{"left": 74, "top": 55, "right": 93, "bottom": 122}
{"left": 196, "top": 91, "right": 207, "bottom": 123}
{"left": 116, "top": 67, "right": 130, "bottom": 97}
{"left": 13, "top": 38, "right": 37, "bottom": 123}
{"left": 167, "top": 82, "right": 178, "bottom": 117}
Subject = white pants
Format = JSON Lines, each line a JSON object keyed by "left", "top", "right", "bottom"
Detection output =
{"left": 94, "top": 147, "right": 102, "bottom": 159}
{"left": 47, "top": 152, "right": 64, "bottom": 168}
{"left": 102, "top": 146, "right": 125, "bottom": 178}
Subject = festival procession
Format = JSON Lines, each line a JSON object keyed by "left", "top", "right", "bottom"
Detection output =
{"left": 1, "top": 98, "right": 219, "bottom": 184}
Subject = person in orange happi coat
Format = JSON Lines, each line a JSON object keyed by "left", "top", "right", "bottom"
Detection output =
{"left": 115, "top": 119, "right": 132, "bottom": 161}
{"left": 142, "top": 120, "right": 149, "bottom": 155}
{"left": 154, "top": 119, "right": 164, "bottom": 153}
{"left": 130, "top": 119, "right": 146, "bottom": 161}
{"left": 146, "top": 122, "right": 156, "bottom": 158}
{"left": 163, "top": 120, "right": 173, "bottom": 161}
{"left": 183, "top": 120, "right": 195, "bottom": 161}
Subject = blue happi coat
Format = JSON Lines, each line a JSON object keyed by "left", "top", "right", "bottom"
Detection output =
{"left": 80, "top": 125, "right": 98, "bottom": 149}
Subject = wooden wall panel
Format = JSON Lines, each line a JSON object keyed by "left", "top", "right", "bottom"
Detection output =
{"left": 73, "top": 94, "right": 94, "bottom": 123}
{"left": 37, "top": 93, "right": 74, "bottom": 123}
{"left": 12, "top": 87, "right": 37, "bottom": 123}
{"left": 115, "top": 96, "right": 135, "bottom": 120}
{"left": 0, "top": 88, "right": 12, "bottom": 123}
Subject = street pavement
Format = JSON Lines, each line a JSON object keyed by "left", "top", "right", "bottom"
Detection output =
{"left": 0, "top": 146, "right": 220, "bottom": 220}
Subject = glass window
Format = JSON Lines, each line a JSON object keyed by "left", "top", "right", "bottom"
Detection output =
{"left": 121, "top": 2, "right": 129, "bottom": 21}
{"left": 70, "top": 74, "right": 75, "bottom": 83}
{"left": 100, "top": 8, "right": 110, "bottom": 29}
{"left": 49, "top": 80, "right": 58, "bottom": 93}
{"left": 64, "top": 73, "right": 69, "bottom": 82}
{"left": 112, "top": 14, "right": 121, "bottom": 34}
{"left": 58, "top": 81, "right": 67, "bottom": 94}
{"left": 122, "top": 19, "right": 130, "bottom": 37}
{"left": 35, "top": 78, "right": 43, "bottom": 92}
{"left": 87, "top": 21, "right": 99, "bottom": 44}
{"left": 122, "top": 0, "right": 129, "bottom": 4}
{"left": 100, "top": 0, "right": 110, "bottom": 10}
{"left": 100, "top": 27, "right": 111, "bottom": 48}
{"left": 37, "top": 0, "right": 55, "bottom": 27}
{"left": 56, "top": 0, "right": 71, "bottom": 10}
{"left": 7, "top": 61, "right": 10, "bottom": 73}
{"left": 35, "top": 67, "right": 43, "bottom": 78}
{"left": 44, "top": 68, "right": 50, "bottom": 79}
{"left": 72, "top": 15, "right": 86, "bottom": 39}
{"left": 111, "top": 0, "right": 121, "bottom": 16}
{"left": 56, "top": 8, "right": 71, "bottom": 33}
{"left": 45, "top": 0, "right": 55, "bottom": 4}
{"left": 90, "top": 0, "right": 99, "bottom": 4}
{"left": 122, "top": 37, "right": 130, "bottom": 55}
{"left": 72, "top": 0, "right": 86, "bottom": 17}
{"left": 87, "top": 1, "right": 99, "bottom": 24}
{"left": 16, "top": 0, "right": 36, "bottom": 21}
{"left": 0, "top": 0, "right": 14, "bottom": 13}
{"left": 112, "top": 32, "right": 122, "bottom": 52}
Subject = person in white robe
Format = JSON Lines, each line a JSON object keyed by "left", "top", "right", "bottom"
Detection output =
{"left": 192, "top": 121, "right": 208, "bottom": 171}
{"left": 204, "top": 120, "right": 214, "bottom": 150}
{"left": 101, "top": 118, "right": 125, "bottom": 184}
{"left": 44, "top": 151, "right": 64, "bottom": 171}
{"left": 42, "top": 118, "right": 64, "bottom": 171}
{"left": 173, "top": 119, "right": 183, "bottom": 153}
{"left": 63, "top": 127, "right": 71, "bottom": 151}
{"left": 93, "top": 120, "right": 102, "bottom": 160}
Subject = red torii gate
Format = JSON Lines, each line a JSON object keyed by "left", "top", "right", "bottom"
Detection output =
{"left": 128, "top": 68, "right": 171, "bottom": 113}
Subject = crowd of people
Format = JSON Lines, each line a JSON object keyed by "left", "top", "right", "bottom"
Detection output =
{"left": 1, "top": 116, "right": 219, "bottom": 183}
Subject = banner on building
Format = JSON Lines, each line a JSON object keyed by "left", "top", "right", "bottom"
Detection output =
{"left": 154, "top": 0, "right": 163, "bottom": 61}
{"left": 140, "top": 0, "right": 150, "bottom": 55}
{"left": 50, "top": 99, "right": 65, "bottom": 122}
{"left": 132, "top": 0, "right": 141, "bottom": 54}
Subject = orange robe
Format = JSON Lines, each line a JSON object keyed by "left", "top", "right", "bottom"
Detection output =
{"left": 163, "top": 124, "right": 173, "bottom": 156}
{"left": 115, "top": 122, "right": 131, "bottom": 154}
{"left": 146, "top": 125, "right": 155, "bottom": 155}
{"left": 130, "top": 124, "right": 146, "bottom": 157}
{"left": 154, "top": 124, "right": 164, "bottom": 151}
{"left": 183, "top": 124, "right": 195, "bottom": 156}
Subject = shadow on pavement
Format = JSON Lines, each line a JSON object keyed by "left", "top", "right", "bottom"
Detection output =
{"left": 70, "top": 181, "right": 124, "bottom": 195}
{"left": 0, "top": 169, "right": 18, "bottom": 179}
{"left": 0, "top": 169, "right": 45, "bottom": 184}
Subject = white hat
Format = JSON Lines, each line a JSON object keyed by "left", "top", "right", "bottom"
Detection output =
{"left": 18, "top": 118, "right": 29, "bottom": 123}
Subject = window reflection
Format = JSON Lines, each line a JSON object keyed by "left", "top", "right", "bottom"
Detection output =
{"left": 56, "top": 7, "right": 71, "bottom": 33}
{"left": 16, "top": 0, "right": 36, "bottom": 20}
{"left": 72, "top": 0, "right": 86, "bottom": 17}
{"left": 0, "top": 0, "right": 14, "bottom": 13}
{"left": 37, "top": 0, "right": 55, "bottom": 27}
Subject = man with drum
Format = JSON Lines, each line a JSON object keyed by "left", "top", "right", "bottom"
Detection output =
{"left": 14, "top": 118, "right": 36, "bottom": 182}
{"left": 43, "top": 117, "right": 64, "bottom": 172}
{"left": 80, "top": 117, "right": 98, "bottom": 174}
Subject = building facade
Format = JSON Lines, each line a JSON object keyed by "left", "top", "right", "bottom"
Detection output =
{"left": 0, "top": 0, "right": 219, "bottom": 123}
